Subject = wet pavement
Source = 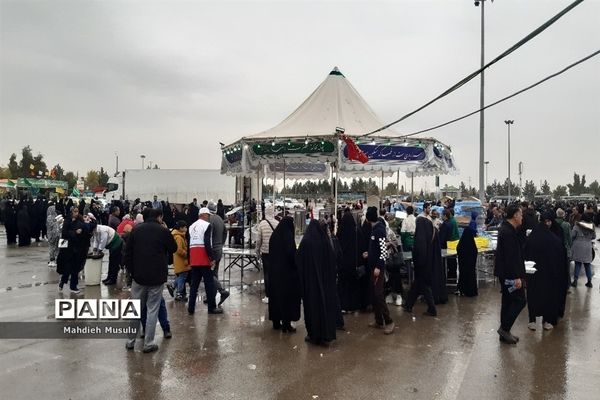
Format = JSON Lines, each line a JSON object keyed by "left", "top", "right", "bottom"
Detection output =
{"left": 1, "top": 230, "right": 600, "bottom": 400}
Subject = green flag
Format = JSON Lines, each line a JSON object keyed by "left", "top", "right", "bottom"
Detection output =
{"left": 22, "top": 178, "right": 33, "bottom": 187}
{"left": 72, "top": 188, "right": 80, "bottom": 197}
{"left": 6, "top": 180, "right": 15, "bottom": 188}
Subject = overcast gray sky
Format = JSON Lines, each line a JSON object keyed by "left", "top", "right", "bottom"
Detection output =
{"left": 1, "top": 0, "right": 598, "bottom": 191}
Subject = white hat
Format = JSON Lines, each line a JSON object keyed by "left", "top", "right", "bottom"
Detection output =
{"left": 198, "top": 207, "right": 211, "bottom": 215}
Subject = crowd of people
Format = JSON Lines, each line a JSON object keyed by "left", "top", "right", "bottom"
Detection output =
{"left": 0, "top": 193, "right": 598, "bottom": 352}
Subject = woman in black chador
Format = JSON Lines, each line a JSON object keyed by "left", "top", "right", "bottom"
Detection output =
{"left": 4, "top": 201, "right": 18, "bottom": 245}
{"left": 17, "top": 204, "right": 32, "bottom": 247}
{"left": 267, "top": 216, "right": 301, "bottom": 332}
{"left": 457, "top": 226, "right": 479, "bottom": 297}
{"left": 297, "top": 220, "right": 338, "bottom": 346}
{"left": 524, "top": 211, "right": 566, "bottom": 329}
{"left": 336, "top": 210, "right": 361, "bottom": 312}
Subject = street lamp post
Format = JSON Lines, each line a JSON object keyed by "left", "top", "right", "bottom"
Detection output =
{"left": 475, "top": 0, "right": 492, "bottom": 203}
{"left": 484, "top": 161, "right": 490, "bottom": 192}
{"left": 140, "top": 155, "right": 146, "bottom": 169}
{"left": 504, "top": 120, "right": 514, "bottom": 202}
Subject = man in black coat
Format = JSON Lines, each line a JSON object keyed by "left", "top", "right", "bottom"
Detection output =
{"left": 494, "top": 204, "right": 526, "bottom": 345}
{"left": 365, "top": 207, "right": 395, "bottom": 334}
{"left": 124, "top": 208, "right": 177, "bottom": 353}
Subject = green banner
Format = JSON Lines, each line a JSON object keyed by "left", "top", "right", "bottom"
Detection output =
{"left": 16, "top": 178, "right": 68, "bottom": 189}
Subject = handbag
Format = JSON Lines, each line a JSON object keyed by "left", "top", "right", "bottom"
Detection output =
{"left": 386, "top": 248, "right": 404, "bottom": 273}
{"left": 58, "top": 239, "right": 69, "bottom": 248}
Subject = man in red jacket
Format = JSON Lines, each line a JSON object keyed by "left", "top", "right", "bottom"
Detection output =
{"left": 188, "top": 208, "right": 223, "bottom": 315}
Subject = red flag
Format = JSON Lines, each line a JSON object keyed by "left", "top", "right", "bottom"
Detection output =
{"left": 340, "top": 134, "right": 369, "bottom": 164}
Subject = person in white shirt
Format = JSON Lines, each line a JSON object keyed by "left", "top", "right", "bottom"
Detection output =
{"left": 255, "top": 206, "right": 279, "bottom": 304}
{"left": 90, "top": 219, "right": 123, "bottom": 286}
{"left": 400, "top": 205, "right": 416, "bottom": 252}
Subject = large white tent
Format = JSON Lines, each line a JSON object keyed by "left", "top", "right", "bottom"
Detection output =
{"left": 221, "top": 67, "right": 457, "bottom": 179}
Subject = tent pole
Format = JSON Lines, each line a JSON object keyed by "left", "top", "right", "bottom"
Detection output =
{"left": 411, "top": 172, "right": 414, "bottom": 202}
{"left": 334, "top": 141, "right": 341, "bottom": 232}
{"left": 380, "top": 170, "right": 384, "bottom": 210}
{"left": 283, "top": 158, "right": 286, "bottom": 214}
{"left": 397, "top": 170, "right": 400, "bottom": 197}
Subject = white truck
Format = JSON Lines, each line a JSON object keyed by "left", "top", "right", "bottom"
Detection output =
{"left": 105, "top": 169, "right": 236, "bottom": 205}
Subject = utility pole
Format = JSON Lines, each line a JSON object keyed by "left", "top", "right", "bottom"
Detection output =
{"left": 115, "top": 152, "right": 119, "bottom": 175}
{"left": 504, "top": 120, "right": 514, "bottom": 202}
{"left": 519, "top": 162, "right": 523, "bottom": 196}
{"left": 475, "top": 0, "right": 492, "bottom": 203}
{"left": 484, "top": 161, "right": 490, "bottom": 193}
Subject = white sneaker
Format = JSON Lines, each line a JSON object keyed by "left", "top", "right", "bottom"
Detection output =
{"left": 385, "top": 295, "right": 393, "bottom": 304}
{"left": 261, "top": 296, "right": 269, "bottom": 304}
{"left": 395, "top": 296, "right": 403, "bottom": 306}
{"left": 527, "top": 322, "right": 536, "bottom": 331}
{"left": 71, "top": 288, "right": 82, "bottom": 295}
{"left": 543, "top": 322, "right": 553, "bottom": 331}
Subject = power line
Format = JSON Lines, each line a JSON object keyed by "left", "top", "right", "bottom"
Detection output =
{"left": 362, "top": 0, "right": 585, "bottom": 137}
{"left": 399, "top": 50, "right": 600, "bottom": 137}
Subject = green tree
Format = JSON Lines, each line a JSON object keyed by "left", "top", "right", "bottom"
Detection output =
{"left": 10, "top": 146, "right": 48, "bottom": 178}
{"left": 33, "top": 153, "right": 47, "bottom": 176}
{"left": 567, "top": 172, "right": 587, "bottom": 196}
{"left": 8, "top": 154, "right": 18, "bottom": 177}
{"left": 17, "top": 146, "right": 35, "bottom": 177}
{"left": 85, "top": 170, "right": 100, "bottom": 190}
{"left": 366, "top": 179, "right": 379, "bottom": 196}
{"left": 540, "top": 180, "right": 551, "bottom": 195}
{"left": 522, "top": 180, "right": 537, "bottom": 201}
{"left": 588, "top": 180, "right": 600, "bottom": 197}
{"left": 64, "top": 172, "right": 77, "bottom": 189}
{"left": 502, "top": 179, "right": 521, "bottom": 197}
{"left": 98, "top": 167, "right": 110, "bottom": 187}
{"left": 553, "top": 185, "right": 568, "bottom": 198}
{"left": 0, "top": 165, "right": 11, "bottom": 178}
{"left": 51, "top": 164, "right": 65, "bottom": 180}
{"left": 383, "top": 182, "right": 398, "bottom": 196}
